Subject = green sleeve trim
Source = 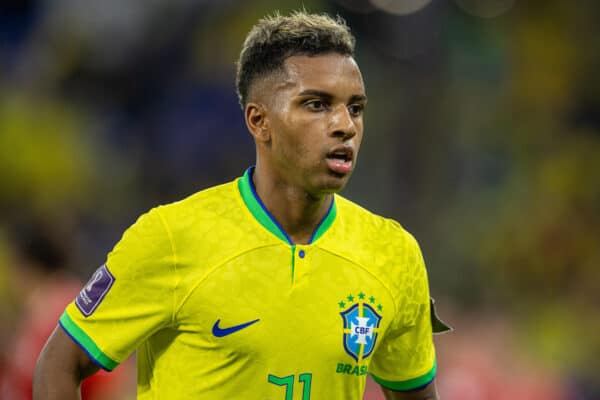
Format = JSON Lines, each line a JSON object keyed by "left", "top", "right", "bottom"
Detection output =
{"left": 370, "top": 359, "right": 436, "bottom": 391}
{"left": 59, "top": 311, "right": 119, "bottom": 371}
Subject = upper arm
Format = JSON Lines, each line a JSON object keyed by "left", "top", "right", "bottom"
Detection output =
{"left": 33, "top": 325, "right": 100, "bottom": 398}
{"left": 381, "top": 379, "right": 439, "bottom": 400}
{"left": 37, "top": 325, "right": 100, "bottom": 379}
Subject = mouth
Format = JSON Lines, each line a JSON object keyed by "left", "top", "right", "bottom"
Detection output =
{"left": 325, "top": 146, "right": 354, "bottom": 175}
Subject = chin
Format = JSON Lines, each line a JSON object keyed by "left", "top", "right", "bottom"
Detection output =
{"left": 316, "top": 174, "right": 350, "bottom": 194}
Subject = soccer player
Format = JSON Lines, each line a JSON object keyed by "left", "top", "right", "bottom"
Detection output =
{"left": 34, "top": 11, "right": 449, "bottom": 400}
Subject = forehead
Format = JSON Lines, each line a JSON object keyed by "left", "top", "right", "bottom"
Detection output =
{"left": 279, "top": 53, "right": 365, "bottom": 97}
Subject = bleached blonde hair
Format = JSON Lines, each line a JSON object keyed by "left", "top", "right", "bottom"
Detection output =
{"left": 236, "top": 11, "right": 355, "bottom": 108}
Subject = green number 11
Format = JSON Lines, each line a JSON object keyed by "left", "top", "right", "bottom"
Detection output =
{"left": 268, "top": 372, "right": 312, "bottom": 400}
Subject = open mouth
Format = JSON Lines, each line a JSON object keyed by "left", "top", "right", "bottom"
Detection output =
{"left": 326, "top": 146, "right": 354, "bottom": 175}
{"left": 326, "top": 147, "right": 353, "bottom": 163}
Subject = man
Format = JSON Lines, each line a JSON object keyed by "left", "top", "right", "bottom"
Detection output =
{"left": 34, "top": 11, "right": 448, "bottom": 400}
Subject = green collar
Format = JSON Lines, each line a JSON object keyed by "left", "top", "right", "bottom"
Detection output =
{"left": 237, "top": 167, "right": 337, "bottom": 245}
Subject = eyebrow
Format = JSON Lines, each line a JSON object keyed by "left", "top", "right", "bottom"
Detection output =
{"left": 298, "top": 89, "right": 367, "bottom": 103}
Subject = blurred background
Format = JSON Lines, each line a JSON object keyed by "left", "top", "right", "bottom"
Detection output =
{"left": 0, "top": 0, "right": 598, "bottom": 399}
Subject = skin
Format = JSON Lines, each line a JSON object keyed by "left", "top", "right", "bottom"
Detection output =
{"left": 33, "top": 326, "right": 99, "bottom": 399}
{"left": 245, "top": 53, "right": 367, "bottom": 243}
{"left": 34, "top": 52, "right": 438, "bottom": 400}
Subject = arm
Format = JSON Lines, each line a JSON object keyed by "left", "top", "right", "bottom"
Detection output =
{"left": 381, "top": 380, "right": 439, "bottom": 400}
{"left": 33, "top": 325, "right": 100, "bottom": 400}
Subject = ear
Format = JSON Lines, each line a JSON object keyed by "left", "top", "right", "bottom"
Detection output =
{"left": 245, "top": 102, "right": 271, "bottom": 143}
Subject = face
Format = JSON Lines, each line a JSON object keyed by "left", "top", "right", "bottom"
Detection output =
{"left": 258, "top": 53, "right": 367, "bottom": 196}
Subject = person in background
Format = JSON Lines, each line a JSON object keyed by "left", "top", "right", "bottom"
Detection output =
{"left": 0, "top": 219, "right": 134, "bottom": 400}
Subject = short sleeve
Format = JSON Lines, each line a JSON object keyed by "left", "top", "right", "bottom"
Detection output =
{"left": 60, "top": 207, "right": 177, "bottom": 371}
{"left": 369, "top": 237, "right": 436, "bottom": 391}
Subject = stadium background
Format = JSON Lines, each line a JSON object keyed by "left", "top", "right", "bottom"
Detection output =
{"left": 0, "top": 0, "right": 598, "bottom": 399}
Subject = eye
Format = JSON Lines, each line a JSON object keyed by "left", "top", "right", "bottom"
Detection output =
{"left": 348, "top": 104, "right": 364, "bottom": 117}
{"left": 305, "top": 99, "right": 328, "bottom": 111}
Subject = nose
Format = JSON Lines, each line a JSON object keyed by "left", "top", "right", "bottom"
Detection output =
{"left": 329, "top": 104, "right": 357, "bottom": 140}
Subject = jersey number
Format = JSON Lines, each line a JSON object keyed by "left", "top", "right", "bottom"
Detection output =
{"left": 268, "top": 373, "right": 312, "bottom": 400}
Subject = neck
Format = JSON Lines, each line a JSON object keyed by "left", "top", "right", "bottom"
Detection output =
{"left": 252, "top": 165, "right": 332, "bottom": 245}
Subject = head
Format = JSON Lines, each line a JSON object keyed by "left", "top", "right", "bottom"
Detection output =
{"left": 236, "top": 11, "right": 367, "bottom": 197}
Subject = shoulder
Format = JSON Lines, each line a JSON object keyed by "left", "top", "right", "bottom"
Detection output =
{"left": 155, "top": 179, "right": 240, "bottom": 222}
{"left": 325, "top": 195, "right": 425, "bottom": 301}
{"left": 333, "top": 194, "right": 419, "bottom": 251}
{"left": 106, "top": 178, "right": 243, "bottom": 280}
{"left": 143, "top": 178, "right": 247, "bottom": 237}
{"left": 138, "top": 177, "right": 270, "bottom": 263}
{"left": 111, "top": 179, "right": 241, "bottom": 254}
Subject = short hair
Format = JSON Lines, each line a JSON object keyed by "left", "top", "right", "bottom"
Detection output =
{"left": 236, "top": 11, "right": 356, "bottom": 108}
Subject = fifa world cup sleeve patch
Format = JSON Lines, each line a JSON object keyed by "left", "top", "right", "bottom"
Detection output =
{"left": 75, "top": 264, "right": 115, "bottom": 317}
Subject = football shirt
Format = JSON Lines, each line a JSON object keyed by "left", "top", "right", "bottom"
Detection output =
{"left": 60, "top": 167, "right": 439, "bottom": 399}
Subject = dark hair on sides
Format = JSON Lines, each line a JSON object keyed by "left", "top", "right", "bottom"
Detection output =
{"left": 236, "top": 11, "right": 356, "bottom": 108}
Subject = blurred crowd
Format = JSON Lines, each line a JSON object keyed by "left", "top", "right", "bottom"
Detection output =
{"left": 1, "top": 0, "right": 598, "bottom": 398}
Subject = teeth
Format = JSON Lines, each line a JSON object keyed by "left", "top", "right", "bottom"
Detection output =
{"left": 328, "top": 149, "right": 351, "bottom": 161}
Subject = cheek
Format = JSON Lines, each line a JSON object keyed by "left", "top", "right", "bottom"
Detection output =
{"left": 356, "top": 130, "right": 364, "bottom": 150}
{"left": 271, "top": 128, "right": 305, "bottom": 166}
{"left": 275, "top": 118, "right": 312, "bottom": 155}
{"left": 281, "top": 134, "right": 312, "bottom": 163}
{"left": 270, "top": 111, "right": 327, "bottom": 166}
{"left": 354, "top": 122, "right": 364, "bottom": 148}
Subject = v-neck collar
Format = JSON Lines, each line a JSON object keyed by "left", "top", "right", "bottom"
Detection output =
{"left": 237, "top": 167, "right": 337, "bottom": 245}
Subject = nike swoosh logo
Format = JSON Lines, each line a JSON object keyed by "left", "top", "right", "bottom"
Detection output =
{"left": 212, "top": 318, "right": 260, "bottom": 337}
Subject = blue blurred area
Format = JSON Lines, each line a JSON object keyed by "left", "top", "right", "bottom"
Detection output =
{"left": 0, "top": 1, "right": 598, "bottom": 399}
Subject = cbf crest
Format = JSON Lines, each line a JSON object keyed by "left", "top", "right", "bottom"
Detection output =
{"left": 339, "top": 293, "right": 383, "bottom": 362}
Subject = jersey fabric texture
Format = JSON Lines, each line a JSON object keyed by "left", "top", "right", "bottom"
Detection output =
{"left": 60, "top": 167, "right": 437, "bottom": 399}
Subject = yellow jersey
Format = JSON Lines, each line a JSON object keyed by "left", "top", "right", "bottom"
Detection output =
{"left": 60, "top": 167, "right": 439, "bottom": 399}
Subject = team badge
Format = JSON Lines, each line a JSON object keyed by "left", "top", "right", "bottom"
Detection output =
{"left": 76, "top": 264, "right": 115, "bottom": 317}
{"left": 339, "top": 293, "right": 382, "bottom": 362}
